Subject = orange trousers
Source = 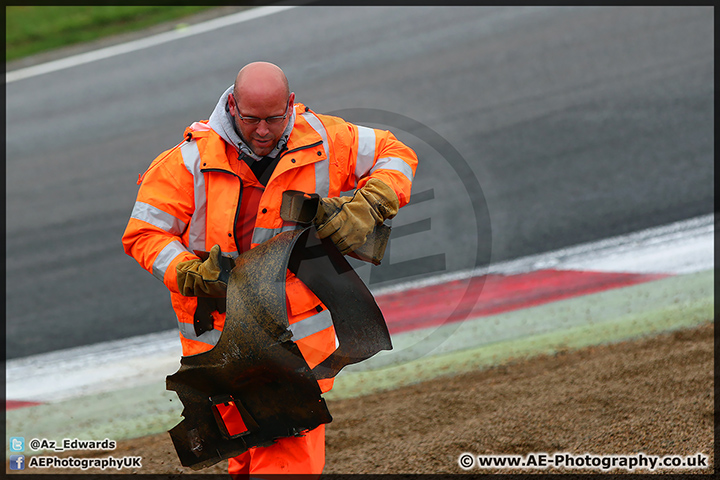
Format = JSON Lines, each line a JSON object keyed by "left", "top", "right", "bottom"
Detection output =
{"left": 228, "top": 424, "right": 325, "bottom": 478}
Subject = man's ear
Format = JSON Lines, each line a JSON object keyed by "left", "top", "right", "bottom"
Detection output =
{"left": 228, "top": 92, "right": 238, "bottom": 116}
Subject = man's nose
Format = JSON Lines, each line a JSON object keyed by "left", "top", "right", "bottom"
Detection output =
{"left": 255, "top": 121, "right": 271, "bottom": 135}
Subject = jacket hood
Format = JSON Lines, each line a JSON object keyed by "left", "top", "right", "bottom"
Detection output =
{"left": 207, "top": 85, "right": 295, "bottom": 161}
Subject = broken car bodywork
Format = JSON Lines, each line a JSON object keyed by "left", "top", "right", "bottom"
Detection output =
{"left": 166, "top": 226, "right": 392, "bottom": 469}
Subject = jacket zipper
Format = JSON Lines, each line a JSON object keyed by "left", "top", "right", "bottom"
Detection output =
{"left": 201, "top": 166, "right": 243, "bottom": 254}
{"left": 232, "top": 177, "right": 243, "bottom": 253}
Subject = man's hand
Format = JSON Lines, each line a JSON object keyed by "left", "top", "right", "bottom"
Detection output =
{"left": 315, "top": 178, "right": 399, "bottom": 255}
{"left": 176, "top": 244, "right": 232, "bottom": 297}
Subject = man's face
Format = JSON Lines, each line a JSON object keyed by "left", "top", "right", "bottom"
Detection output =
{"left": 229, "top": 92, "right": 294, "bottom": 157}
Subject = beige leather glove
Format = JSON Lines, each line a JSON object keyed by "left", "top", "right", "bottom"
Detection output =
{"left": 176, "top": 244, "right": 232, "bottom": 297}
{"left": 315, "top": 178, "right": 399, "bottom": 255}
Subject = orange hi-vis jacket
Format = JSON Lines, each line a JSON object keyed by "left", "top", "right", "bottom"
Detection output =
{"left": 122, "top": 101, "right": 417, "bottom": 393}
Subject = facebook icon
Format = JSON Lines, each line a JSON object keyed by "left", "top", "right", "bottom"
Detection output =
{"left": 10, "top": 455, "right": 25, "bottom": 470}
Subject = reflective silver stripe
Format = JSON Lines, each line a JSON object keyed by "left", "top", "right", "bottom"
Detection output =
{"left": 370, "top": 157, "right": 415, "bottom": 183}
{"left": 177, "top": 320, "right": 222, "bottom": 348}
{"left": 354, "top": 125, "right": 377, "bottom": 180}
{"left": 131, "top": 201, "right": 187, "bottom": 235}
{"left": 177, "top": 308, "right": 332, "bottom": 349}
{"left": 181, "top": 141, "right": 207, "bottom": 253}
{"left": 301, "top": 111, "right": 330, "bottom": 198}
{"left": 290, "top": 308, "right": 333, "bottom": 341}
{"left": 152, "top": 240, "right": 189, "bottom": 281}
{"left": 251, "top": 223, "right": 301, "bottom": 246}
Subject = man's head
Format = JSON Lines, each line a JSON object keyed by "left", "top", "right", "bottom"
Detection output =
{"left": 228, "top": 62, "right": 295, "bottom": 157}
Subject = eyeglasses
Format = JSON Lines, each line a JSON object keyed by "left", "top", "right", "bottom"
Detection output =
{"left": 235, "top": 97, "right": 290, "bottom": 125}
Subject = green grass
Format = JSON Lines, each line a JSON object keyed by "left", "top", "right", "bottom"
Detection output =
{"left": 6, "top": 6, "right": 219, "bottom": 62}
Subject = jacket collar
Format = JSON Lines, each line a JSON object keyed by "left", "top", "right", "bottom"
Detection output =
{"left": 284, "top": 106, "right": 324, "bottom": 154}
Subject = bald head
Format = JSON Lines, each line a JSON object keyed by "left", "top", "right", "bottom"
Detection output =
{"left": 233, "top": 61, "right": 289, "bottom": 104}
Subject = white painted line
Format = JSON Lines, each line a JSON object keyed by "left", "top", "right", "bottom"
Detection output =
{"left": 6, "top": 330, "right": 182, "bottom": 403}
{"left": 373, "top": 213, "right": 715, "bottom": 296}
{"left": 5, "top": 214, "right": 714, "bottom": 403}
{"left": 5, "top": 6, "right": 296, "bottom": 84}
{"left": 560, "top": 232, "right": 713, "bottom": 274}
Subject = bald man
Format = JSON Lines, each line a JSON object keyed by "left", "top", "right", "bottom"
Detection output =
{"left": 122, "top": 62, "right": 418, "bottom": 476}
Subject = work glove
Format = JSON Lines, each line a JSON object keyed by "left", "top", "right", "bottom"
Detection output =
{"left": 315, "top": 178, "right": 399, "bottom": 255}
{"left": 176, "top": 244, "right": 232, "bottom": 297}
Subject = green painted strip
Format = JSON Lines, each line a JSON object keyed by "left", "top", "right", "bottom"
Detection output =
{"left": 6, "top": 383, "right": 181, "bottom": 453}
{"left": 6, "top": 269, "right": 713, "bottom": 453}
{"left": 343, "top": 268, "right": 714, "bottom": 373}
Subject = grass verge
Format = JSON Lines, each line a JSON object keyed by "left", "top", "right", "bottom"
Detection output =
{"left": 6, "top": 6, "right": 217, "bottom": 62}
